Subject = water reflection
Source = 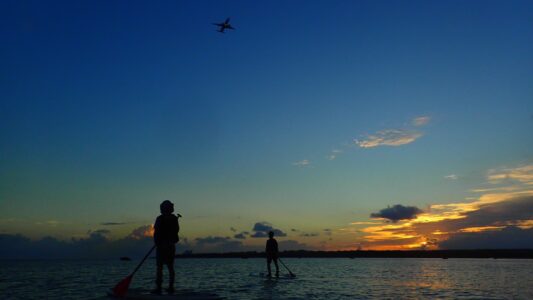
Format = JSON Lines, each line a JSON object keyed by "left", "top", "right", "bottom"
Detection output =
{"left": 1, "top": 258, "right": 532, "bottom": 299}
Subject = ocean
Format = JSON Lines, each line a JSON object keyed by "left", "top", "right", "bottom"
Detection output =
{"left": 1, "top": 258, "right": 532, "bottom": 299}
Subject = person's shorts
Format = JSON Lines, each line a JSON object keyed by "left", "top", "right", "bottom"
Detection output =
{"left": 156, "top": 244, "right": 175, "bottom": 266}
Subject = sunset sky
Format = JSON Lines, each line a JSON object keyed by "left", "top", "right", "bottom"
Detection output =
{"left": 1, "top": 0, "right": 532, "bottom": 258}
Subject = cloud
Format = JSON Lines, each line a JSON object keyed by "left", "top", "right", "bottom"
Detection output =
{"left": 370, "top": 205, "right": 424, "bottom": 223}
{"left": 357, "top": 164, "right": 533, "bottom": 250}
{"left": 355, "top": 129, "right": 422, "bottom": 148}
{"left": 250, "top": 232, "right": 268, "bottom": 238}
{"left": 195, "top": 236, "right": 231, "bottom": 245}
{"left": 439, "top": 226, "right": 533, "bottom": 249}
{"left": 193, "top": 236, "right": 258, "bottom": 253}
{"left": 250, "top": 222, "right": 287, "bottom": 238}
{"left": 253, "top": 222, "right": 273, "bottom": 232}
{"left": 444, "top": 174, "right": 459, "bottom": 180}
{"left": 278, "top": 240, "right": 311, "bottom": 251}
{"left": 1, "top": 219, "right": 312, "bottom": 258}
{"left": 100, "top": 222, "right": 127, "bottom": 226}
{"left": 327, "top": 149, "right": 343, "bottom": 160}
{"left": 428, "top": 195, "right": 533, "bottom": 233}
{"left": 323, "top": 229, "right": 332, "bottom": 236}
{"left": 88, "top": 229, "right": 111, "bottom": 235}
{"left": 293, "top": 159, "right": 311, "bottom": 167}
{"left": 233, "top": 233, "right": 247, "bottom": 239}
{"left": 488, "top": 165, "right": 533, "bottom": 185}
{"left": 0, "top": 229, "right": 255, "bottom": 259}
{"left": 0, "top": 228, "right": 166, "bottom": 259}
{"left": 35, "top": 220, "right": 61, "bottom": 226}
{"left": 128, "top": 225, "right": 154, "bottom": 240}
{"left": 300, "top": 232, "right": 319, "bottom": 237}
{"left": 229, "top": 227, "right": 237, "bottom": 232}
{"left": 350, "top": 221, "right": 381, "bottom": 225}
{"left": 412, "top": 116, "right": 430, "bottom": 127}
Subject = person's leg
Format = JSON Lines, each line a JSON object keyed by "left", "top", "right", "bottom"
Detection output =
{"left": 167, "top": 244, "right": 176, "bottom": 293}
{"left": 156, "top": 262, "right": 163, "bottom": 288}
{"left": 167, "top": 263, "right": 175, "bottom": 293}
{"left": 273, "top": 258, "right": 279, "bottom": 277}
{"left": 267, "top": 257, "right": 272, "bottom": 277}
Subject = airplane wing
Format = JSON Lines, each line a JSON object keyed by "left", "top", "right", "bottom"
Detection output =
{"left": 218, "top": 27, "right": 225, "bottom": 33}
{"left": 225, "top": 17, "right": 231, "bottom": 23}
{"left": 227, "top": 25, "right": 235, "bottom": 30}
{"left": 212, "top": 23, "right": 223, "bottom": 26}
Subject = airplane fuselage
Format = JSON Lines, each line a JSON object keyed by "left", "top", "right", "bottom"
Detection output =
{"left": 213, "top": 18, "right": 234, "bottom": 33}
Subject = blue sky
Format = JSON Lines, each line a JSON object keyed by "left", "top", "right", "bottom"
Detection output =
{"left": 1, "top": 0, "right": 532, "bottom": 253}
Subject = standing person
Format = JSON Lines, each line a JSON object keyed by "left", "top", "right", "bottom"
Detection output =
{"left": 152, "top": 200, "right": 180, "bottom": 295}
{"left": 265, "top": 231, "right": 279, "bottom": 277}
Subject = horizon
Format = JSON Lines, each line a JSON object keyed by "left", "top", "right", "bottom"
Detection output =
{"left": 1, "top": 0, "right": 533, "bottom": 259}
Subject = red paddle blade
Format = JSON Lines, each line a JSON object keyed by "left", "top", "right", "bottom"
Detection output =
{"left": 112, "top": 275, "right": 132, "bottom": 297}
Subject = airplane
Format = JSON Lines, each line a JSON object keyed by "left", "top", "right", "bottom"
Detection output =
{"left": 213, "top": 17, "right": 235, "bottom": 33}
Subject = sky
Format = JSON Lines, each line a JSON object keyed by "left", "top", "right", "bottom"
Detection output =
{"left": 1, "top": 0, "right": 533, "bottom": 258}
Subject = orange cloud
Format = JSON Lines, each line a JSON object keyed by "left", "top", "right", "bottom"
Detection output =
{"left": 459, "top": 226, "right": 504, "bottom": 233}
{"left": 352, "top": 164, "right": 533, "bottom": 250}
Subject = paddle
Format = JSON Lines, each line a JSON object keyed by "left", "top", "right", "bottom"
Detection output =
{"left": 278, "top": 258, "right": 296, "bottom": 278}
{"left": 111, "top": 245, "right": 156, "bottom": 297}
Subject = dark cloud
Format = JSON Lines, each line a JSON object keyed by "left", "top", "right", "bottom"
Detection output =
{"left": 0, "top": 225, "right": 195, "bottom": 259}
{"left": 193, "top": 236, "right": 256, "bottom": 253}
{"left": 234, "top": 233, "right": 246, "bottom": 239}
{"left": 0, "top": 226, "right": 312, "bottom": 258}
{"left": 362, "top": 195, "right": 533, "bottom": 250}
{"left": 88, "top": 229, "right": 111, "bottom": 235}
{"left": 251, "top": 222, "right": 287, "bottom": 238}
{"left": 252, "top": 222, "right": 272, "bottom": 232}
{"left": 0, "top": 232, "right": 151, "bottom": 260}
{"left": 440, "top": 227, "right": 533, "bottom": 249}
{"left": 250, "top": 231, "right": 268, "bottom": 238}
{"left": 230, "top": 227, "right": 237, "bottom": 232}
{"left": 300, "top": 232, "right": 319, "bottom": 237}
{"left": 323, "top": 229, "right": 332, "bottom": 236}
{"left": 0, "top": 220, "right": 312, "bottom": 259}
{"left": 278, "top": 240, "right": 311, "bottom": 251}
{"left": 370, "top": 204, "right": 423, "bottom": 223}
{"left": 454, "top": 195, "right": 533, "bottom": 229}
{"left": 100, "top": 222, "right": 127, "bottom": 226}
{"left": 291, "top": 229, "right": 298, "bottom": 232}
{"left": 412, "top": 195, "right": 533, "bottom": 235}
{"left": 195, "top": 236, "right": 230, "bottom": 245}
{"left": 233, "top": 231, "right": 248, "bottom": 239}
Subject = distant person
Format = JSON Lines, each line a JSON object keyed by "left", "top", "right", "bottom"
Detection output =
{"left": 265, "top": 231, "right": 279, "bottom": 277}
{"left": 152, "top": 200, "right": 180, "bottom": 295}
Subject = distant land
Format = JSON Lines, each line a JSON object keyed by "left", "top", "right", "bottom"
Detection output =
{"left": 175, "top": 249, "right": 533, "bottom": 259}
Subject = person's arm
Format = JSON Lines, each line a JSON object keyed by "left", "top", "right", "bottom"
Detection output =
{"left": 153, "top": 217, "right": 160, "bottom": 245}
{"left": 174, "top": 216, "right": 180, "bottom": 243}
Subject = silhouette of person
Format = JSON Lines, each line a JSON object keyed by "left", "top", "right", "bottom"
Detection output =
{"left": 265, "top": 231, "right": 279, "bottom": 277}
{"left": 152, "top": 200, "right": 180, "bottom": 295}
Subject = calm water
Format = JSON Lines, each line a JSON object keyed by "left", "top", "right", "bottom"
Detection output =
{"left": 1, "top": 258, "right": 532, "bottom": 299}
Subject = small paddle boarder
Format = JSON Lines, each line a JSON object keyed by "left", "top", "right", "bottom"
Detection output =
{"left": 266, "top": 231, "right": 280, "bottom": 277}
{"left": 152, "top": 200, "right": 180, "bottom": 295}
